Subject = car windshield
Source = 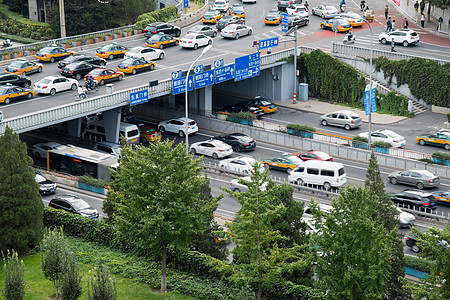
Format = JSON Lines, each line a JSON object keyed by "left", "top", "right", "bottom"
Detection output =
{"left": 37, "top": 78, "right": 52, "bottom": 84}
{"left": 0, "top": 86, "right": 8, "bottom": 93}
{"left": 9, "top": 61, "right": 25, "bottom": 68}
{"left": 71, "top": 199, "right": 91, "bottom": 210}
{"left": 119, "top": 59, "right": 134, "bottom": 67}
{"left": 35, "top": 174, "right": 47, "bottom": 183}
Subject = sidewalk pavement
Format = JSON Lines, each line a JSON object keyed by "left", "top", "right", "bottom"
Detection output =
{"left": 272, "top": 99, "right": 406, "bottom": 125}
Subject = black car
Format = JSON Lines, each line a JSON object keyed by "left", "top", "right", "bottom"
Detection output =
{"left": 60, "top": 62, "right": 98, "bottom": 80}
{"left": 216, "top": 15, "right": 245, "bottom": 30}
{"left": 288, "top": 15, "right": 309, "bottom": 28}
{"left": 57, "top": 55, "right": 106, "bottom": 69}
{"left": 277, "top": 0, "right": 291, "bottom": 11}
{"left": 391, "top": 189, "right": 437, "bottom": 211}
{"left": 144, "top": 22, "right": 181, "bottom": 38}
{"left": 35, "top": 172, "right": 57, "bottom": 195}
{"left": 0, "top": 73, "right": 32, "bottom": 88}
{"left": 220, "top": 102, "right": 264, "bottom": 118}
{"left": 405, "top": 233, "right": 449, "bottom": 253}
{"left": 49, "top": 194, "right": 99, "bottom": 219}
{"left": 214, "top": 133, "right": 256, "bottom": 151}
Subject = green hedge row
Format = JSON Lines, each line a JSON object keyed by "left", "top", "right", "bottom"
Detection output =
{"left": 135, "top": 5, "right": 179, "bottom": 30}
{"left": 286, "top": 124, "right": 316, "bottom": 133}
{"left": 403, "top": 255, "right": 435, "bottom": 274}
{"left": 377, "top": 91, "right": 414, "bottom": 118}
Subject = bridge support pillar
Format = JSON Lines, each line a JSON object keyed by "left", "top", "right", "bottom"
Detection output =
{"left": 199, "top": 85, "right": 212, "bottom": 116}
{"left": 168, "top": 94, "right": 176, "bottom": 108}
{"left": 103, "top": 109, "right": 121, "bottom": 144}
{"left": 67, "top": 118, "right": 82, "bottom": 138}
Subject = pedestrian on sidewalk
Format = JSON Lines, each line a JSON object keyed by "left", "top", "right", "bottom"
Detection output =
{"left": 403, "top": 18, "right": 409, "bottom": 29}
{"left": 437, "top": 17, "right": 443, "bottom": 31}
{"left": 385, "top": 5, "right": 389, "bottom": 19}
{"left": 420, "top": 13, "right": 425, "bottom": 28}
{"left": 420, "top": 0, "right": 425, "bottom": 15}
{"left": 414, "top": 1, "right": 419, "bottom": 11}
{"left": 391, "top": 38, "right": 396, "bottom": 52}
{"left": 392, "top": 19, "right": 396, "bottom": 31}
{"left": 304, "top": 1, "right": 309, "bottom": 10}
{"left": 386, "top": 17, "right": 392, "bottom": 32}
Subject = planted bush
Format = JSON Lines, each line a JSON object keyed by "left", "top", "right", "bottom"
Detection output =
{"left": 432, "top": 151, "right": 450, "bottom": 160}
{"left": 403, "top": 255, "right": 435, "bottom": 274}
{"left": 373, "top": 141, "right": 392, "bottom": 148}
{"left": 377, "top": 91, "right": 414, "bottom": 118}
{"left": 79, "top": 175, "right": 108, "bottom": 188}
{"left": 286, "top": 123, "right": 316, "bottom": 133}
{"left": 352, "top": 136, "right": 368, "bottom": 143}
{"left": 227, "top": 112, "right": 256, "bottom": 123}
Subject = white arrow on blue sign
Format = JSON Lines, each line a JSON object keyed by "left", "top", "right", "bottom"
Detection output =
{"left": 235, "top": 52, "right": 260, "bottom": 82}
{"left": 215, "top": 64, "right": 234, "bottom": 84}
{"left": 172, "top": 76, "right": 194, "bottom": 95}
{"left": 194, "top": 69, "right": 215, "bottom": 89}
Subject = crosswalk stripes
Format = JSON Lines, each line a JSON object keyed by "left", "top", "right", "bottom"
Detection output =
{"left": 254, "top": 28, "right": 309, "bottom": 41}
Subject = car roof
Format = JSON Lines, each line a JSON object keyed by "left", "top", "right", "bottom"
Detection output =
{"left": 402, "top": 189, "right": 433, "bottom": 197}
{"left": 149, "top": 22, "right": 164, "bottom": 26}
{"left": 301, "top": 160, "right": 343, "bottom": 167}
{"left": 95, "top": 141, "right": 122, "bottom": 148}
{"left": 34, "top": 141, "right": 62, "bottom": 148}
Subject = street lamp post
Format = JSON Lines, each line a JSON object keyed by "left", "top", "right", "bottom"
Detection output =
{"left": 363, "top": 19, "right": 374, "bottom": 148}
{"left": 185, "top": 45, "right": 212, "bottom": 151}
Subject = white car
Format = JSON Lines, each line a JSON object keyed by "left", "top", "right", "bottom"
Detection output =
{"left": 358, "top": 129, "right": 406, "bottom": 148}
{"left": 33, "top": 76, "right": 78, "bottom": 95}
{"left": 219, "top": 156, "right": 264, "bottom": 174}
{"left": 190, "top": 139, "right": 233, "bottom": 159}
{"left": 311, "top": 5, "right": 339, "bottom": 19}
{"left": 230, "top": 176, "right": 267, "bottom": 193}
{"left": 286, "top": 4, "right": 309, "bottom": 18}
{"left": 158, "top": 117, "right": 198, "bottom": 137}
{"left": 124, "top": 46, "right": 165, "bottom": 61}
{"left": 32, "top": 142, "right": 62, "bottom": 158}
{"left": 212, "top": 0, "right": 229, "bottom": 12}
{"left": 397, "top": 207, "right": 415, "bottom": 228}
{"left": 220, "top": 24, "right": 253, "bottom": 39}
{"left": 378, "top": 29, "right": 419, "bottom": 47}
{"left": 180, "top": 34, "right": 213, "bottom": 49}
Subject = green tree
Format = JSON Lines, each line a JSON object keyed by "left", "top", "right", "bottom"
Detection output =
{"left": 425, "top": 0, "right": 450, "bottom": 10}
{"left": 313, "top": 187, "right": 395, "bottom": 300}
{"left": 0, "top": 126, "right": 43, "bottom": 254}
{"left": 2, "top": 249, "right": 25, "bottom": 300}
{"left": 60, "top": 250, "right": 83, "bottom": 300}
{"left": 365, "top": 150, "right": 409, "bottom": 299}
{"left": 87, "top": 259, "right": 117, "bottom": 300}
{"left": 41, "top": 228, "right": 67, "bottom": 300}
{"left": 110, "top": 140, "right": 220, "bottom": 292}
{"left": 408, "top": 226, "right": 450, "bottom": 299}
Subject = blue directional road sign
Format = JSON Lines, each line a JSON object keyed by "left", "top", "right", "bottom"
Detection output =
{"left": 183, "top": 0, "right": 188, "bottom": 8}
{"left": 172, "top": 70, "right": 181, "bottom": 80}
{"left": 215, "top": 64, "right": 234, "bottom": 84}
{"left": 234, "top": 52, "right": 260, "bottom": 82}
{"left": 258, "top": 37, "right": 279, "bottom": 50}
{"left": 194, "top": 64, "right": 203, "bottom": 74}
{"left": 363, "top": 83, "right": 377, "bottom": 115}
{"left": 281, "top": 13, "right": 289, "bottom": 32}
{"left": 172, "top": 76, "right": 194, "bottom": 95}
{"left": 130, "top": 90, "right": 149, "bottom": 106}
{"left": 194, "top": 69, "right": 215, "bottom": 89}
{"left": 214, "top": 59, "right": 224, "bottom": 68}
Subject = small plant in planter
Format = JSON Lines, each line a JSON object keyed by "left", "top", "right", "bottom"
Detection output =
{"left": 373, "top": 141, "right": 391, "bottom": 154}
{"left": 227, "top": 112, "right": 256, "bottom": 125}
{"left": 352, "top": 135, "right": 369, "bottom": 149}
{"left": 286, "top": 123, "right": 316, "bottom": 138}
{"left": 432, "top": 151, "right": 450, "bottom": 166}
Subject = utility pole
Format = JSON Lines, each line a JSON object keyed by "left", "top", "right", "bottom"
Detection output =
{"left": 59, "top": 0, "right": 66, "bottom": 38}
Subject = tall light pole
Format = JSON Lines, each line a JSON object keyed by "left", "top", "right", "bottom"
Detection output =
{"left": 185, "top": 44, "right": 212, "bottom": 151}
{"left": 293, "top": 25, "right": 298, "bottom": 100}
{"left": 59, "top": 0, "right": 66, "bottom": 38}
{"left": 363, "top": 19, "right": 373, "bottom": 147}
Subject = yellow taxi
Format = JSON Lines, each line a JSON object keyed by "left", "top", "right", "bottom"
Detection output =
{"left": 416, "top": 130, "right": 450, "bottom": 150}
{"left": 262, "top": 154, "right": 303, "bottom": 173}
{"left": 230, "top": 5, "right": 245, "bottom": 18}
{"left": 202, "top": 10, "right": 224, "bottom": 24}
{"left": 265, "top": 9, "right": 282, "bottom": 25}
{"left": 0, "top": 84, "right": 35, "bottom": 105}
{"left": 35, "top": 45, "right": 75, "bottom": 63}
{"left": 138, "top": 124, "right": 162, "bottom": 143}
{"left": 145, "top": 34, "right": 180, "bottom": 49}
{"left": 320, "top": 17, "right": 352, "bottom": 32}
{"left": 84, "top": 68, "right": 125, "bottom": 86}
{"left": 248, "top": 96, "right": 277, "bottom": 114}
{"left": 96, "top": 43, "right": 129, "bottom": 60}
{"left": 117, "top": 58, "right": 155, "bottom": 75}
{"left": 5, "top": 59, "right": 43, "bottom": 75}
{"left": 432, "top": 191, "right": 450, "bottom": 204}
{"left": 339, "top": 13, "right": 365, "bottom": 27}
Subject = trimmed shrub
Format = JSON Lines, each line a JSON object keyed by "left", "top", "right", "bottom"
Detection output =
{"left": 432, "top": 151, "right": 450, "bottom": 160}
{"left": 377, "top": 91, "right": 414, "bottom": 118}
{"left": 403, "top": 255, "right": 435, "bottom": 273}
{"left": 227, "top": 111, "right": 256, "bottom": 123}
{"left": 352, "top": 135, "right": 368, "bottom": 143}
{"left": 286, "top": 124, "right": 316, "bottom": 133}
{"left": 373, "top": 141, "right": 392, "bottom": 148}
{"left": 78, "top": 175, "right": 108, "bottom": 188}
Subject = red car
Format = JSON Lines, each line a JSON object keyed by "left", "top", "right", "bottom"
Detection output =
{"left": 291, "top": 150, "right": 334, "bottom": 162}
{"left": 84, "top": 68, "right": 124, "bottom": 86}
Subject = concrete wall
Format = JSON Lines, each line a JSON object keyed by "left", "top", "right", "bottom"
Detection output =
{"left": 28, "top": 0, "right": 38, "bottom": 21}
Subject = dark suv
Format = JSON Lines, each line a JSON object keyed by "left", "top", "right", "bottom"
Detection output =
{"left": 60, "top": 62, "right": 98, "bottom": 80}
{"left": 58, "top": 55, "right": 106, "bottom": 69}
{"left": 0, "top": 73, "right": 32, "bottom": 88}
{"left": 405, "top": 233, "right": 449, "bottom": 253}
{"left": 214, "top": 133, "right": 256, "bottom": 152}
{"left": 391, "top": 189, "right": 437, "bottom": 211}
{"left": 144, "top": 22, "right": 181, "bottom": 38}
{"left": 49, "top": 194, "right": 99, "bottom": 219}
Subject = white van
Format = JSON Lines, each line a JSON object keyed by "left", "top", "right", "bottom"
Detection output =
{"left": 288, "top": 160, "right": 346, "bottom": 190}
{"left": 84, "top": 121, "right": 140, "bottom": 145}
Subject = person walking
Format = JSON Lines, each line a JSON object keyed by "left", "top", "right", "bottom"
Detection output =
{"left": 420, "top": 0, "right": 425, "bottom": 15}
{"left": 384, "top": 5, "right": 389, "bottom": 19}
{"left": 437, "top": 17, "right": 443, "bottom": 31}
{"left": 391, "top": 19, "right": 396, "bottom": 32}
{"left": 386, "top": 17, "right": 392, "bottom": 33}
{"left": 391, "top": 38, "right": 396, "bottom": 52}
{"left": 420, "top": 13, "right": 425, "bottom": 28}
{"left": 414, "top": 1, "right": 419, "bottom": 11}
{"left": 403, "top": 18, "right": 409, "bottom": 29}
{"left": 304, "top": 1, "right": 309, "bottom": 10}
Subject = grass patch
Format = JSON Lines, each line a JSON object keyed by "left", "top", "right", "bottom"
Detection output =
{"left": 0, "top": 250, "right": 196, "bottom": 300}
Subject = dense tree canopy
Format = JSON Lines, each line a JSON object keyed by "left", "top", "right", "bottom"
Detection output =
{"left": 0, "top": 126, "right": 43, "bottom": 254}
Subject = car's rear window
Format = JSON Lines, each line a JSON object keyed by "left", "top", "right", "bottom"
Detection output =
{"left": 338, "top": 167, "right": 345, "bottom": 176}
{"left": 350, "top": 114, "right": 360, "bottom": 119}
{"left": 410, "top": 32, "right": 418, "bottom": 36}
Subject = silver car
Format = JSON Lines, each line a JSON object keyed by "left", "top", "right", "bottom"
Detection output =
{"left": 220, "top": 24, "right": 253, "bottom": 39}
{"left": 187, "top": 25, "right": 218, "bottom": 38}
{"left": 190, "top": 139, "right": 233, "bottom": 159}
{"left": 388, "top": 170, "right": 440, "bottom": 190}
{"left": 320, "top": 110, "right": 362, "bottom": 130}
{"left": 229, "top": 176, "right": 267, "bottom": 193}
{"left": 311, "top": 5, "right": 339, "bottom": 19}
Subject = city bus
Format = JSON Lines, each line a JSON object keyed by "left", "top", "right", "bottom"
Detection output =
{"left": 47, "top": 144, "right": 118, "bottom": 181}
